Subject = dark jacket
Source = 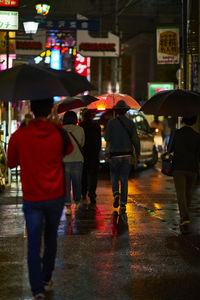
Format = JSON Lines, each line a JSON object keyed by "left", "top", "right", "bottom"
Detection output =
{"left": 104, "top": 114, "right": 140, "bottom": 156}
{"left": 170, "top": 126, "right": 200, "bottom": 173}
{"left": 79, "top": 120, "right": 101, "bottom": 162}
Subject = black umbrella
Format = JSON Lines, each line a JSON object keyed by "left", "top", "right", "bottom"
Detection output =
{"left": 140, "top": 89, "right": 200, "bottom": 117}
{"left": 0, "top": 64, "right": 96, "bottom": 101}
{"left": 56, "top": 95, "right": 98, "bottom": 113}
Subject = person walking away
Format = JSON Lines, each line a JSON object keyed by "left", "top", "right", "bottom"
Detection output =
{"left": 79, "top": 109, "right": 101, "bottom": 206}
{"left": 62, "top": 111, "right": 85, "bottom": 215}
{"left": 162, "top": 116, "right": 171, "bottom": 151}
{"left": 6, "top": 99, "right": 73, "bottom": 300}
{"left": 150, "top": 116, "right": 164, "bottom": 152}
{"left": 20, "top": 113, "right": 33, "bottom": 127}
{"left": 104, "top": 100, "right": 140, "bottom": 213}
{"left": 168, "top": 116, "right": 200, "bottom": 234}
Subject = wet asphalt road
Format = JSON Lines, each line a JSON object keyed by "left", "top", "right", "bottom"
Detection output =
{"left": 1, "top": 160, "right": 200, "bottom": 300}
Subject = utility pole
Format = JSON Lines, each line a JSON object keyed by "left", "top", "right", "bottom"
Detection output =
{"left": 111, "top": 0, "right": 119, "bottom": 93}
{"left": 98, "top": 0, "right": 103, "bottom": 95}
{"left": 182, "top": 0, "right": 187, "bottom": 89}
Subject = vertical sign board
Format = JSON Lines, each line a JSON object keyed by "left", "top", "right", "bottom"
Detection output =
{"left": 191, "top": 54, "right": 199, "bottom": 92}
{"left": 156, "top": 27, "right": 179, "bottom": 64}
{"left": 0, "top": 0, "right": 19, "bottom": 7}
{"left": 148, "top": 82, "right": 174, "bottom": 99}
{"left": 0, "top": 10, "right": 18, "bottom": 30}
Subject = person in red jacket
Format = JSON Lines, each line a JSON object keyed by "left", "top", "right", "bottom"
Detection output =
{"left": 7, "top": 98, "right": 73, "bottom": 300}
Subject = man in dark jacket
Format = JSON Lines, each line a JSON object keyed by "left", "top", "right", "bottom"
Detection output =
{"left": 105, "top": 100, "right": 140, "bottom": 212}
{"left": 169, "top": 115, "right": 200, "bottom": 233}
{"left": 79, "top": 109, "right": 101, "bottom": 205}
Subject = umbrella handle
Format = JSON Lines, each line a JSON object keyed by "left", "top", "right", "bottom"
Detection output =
{"left": 48, "top": 106, "right": 61, "bottom": 125}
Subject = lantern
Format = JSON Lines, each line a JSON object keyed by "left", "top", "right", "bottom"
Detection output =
{"left": 35, "top": 1, "right": 50, "bottom": 16}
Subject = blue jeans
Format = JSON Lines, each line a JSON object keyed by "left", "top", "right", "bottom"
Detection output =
{"left": 109, "top": 156, "right": 132, "bottom": 204}
{"left": 64, "top": 162, "right": 83, "bottom": 204}
{"left": 23, "top": 196, "right": 65, "bottom": 296}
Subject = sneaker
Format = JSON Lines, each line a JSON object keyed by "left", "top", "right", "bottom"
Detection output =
{"left": 180, "top": 220, "right": 191, "bottom": 226}
{"left": 44, "top": 279, "right": 53, "bottom": 292}
{"left": 180, "top": 220, "right": 190, "bottom": 234}
{"left": 32, "top": 293, "right": 45, "bottom": 300}
{"left": 74, "top": 202, "right": 80, "bottom": 210}
{"left": 113, "top": 194, "right": 120, "bottom": 208}
{"left": 65, "top": 205, "right": 72, "bottom": 215}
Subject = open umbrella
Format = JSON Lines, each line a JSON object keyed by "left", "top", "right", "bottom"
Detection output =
{"left": 0, "top": 64, "right": 96, "bottom": 102}
{"left": 140, "top": 89, "right": 200, "bottom": 117}
{"left": 56, "top": 95, "right": 98, "bottom": 113}
{"left": 88, "top": 93, "right": 141, "bottom": 109}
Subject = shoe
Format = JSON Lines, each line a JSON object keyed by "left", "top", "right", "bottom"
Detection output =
{"left": 74, "top": 202, "right": 80, "bottom": 210}
{"left": 113, "top": 194, "right": 120, "bottom": 208}
{"left": 180, "top": 220, "right": 191, "bottom": 226}
{"left": 180, "top": 220, "right": 190, "bottom": 234}
{"left": 44, "top": 279, "right": 53, "bottom": 292}
{"left": 65, "top": 205, "right": 72, "bottom": 215}
{"left": 32, "top": 293, "right": 45, "bottom": 300}
{"left": 119, "top": 204, "right": 126, "bottom": 213}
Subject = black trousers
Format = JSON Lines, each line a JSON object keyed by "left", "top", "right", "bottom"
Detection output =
{"left": 82, "top": 159, "right": 99, "bottom": 201}
{"left": 173, "top": 170, "right": 197, "bottom": 223}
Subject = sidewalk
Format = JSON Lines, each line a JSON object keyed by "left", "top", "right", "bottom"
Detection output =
{"left": 1, "top": 165, "right": 200, "bottom": 300}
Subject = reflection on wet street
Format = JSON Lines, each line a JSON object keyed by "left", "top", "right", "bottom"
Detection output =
{"left": 1, "top": 161, "right": 200, "bottom": 299}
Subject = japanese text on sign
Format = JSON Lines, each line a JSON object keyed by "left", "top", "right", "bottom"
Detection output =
{"left": 0, "top": 0, "right": 19, "bottom": 7}
{"left": 157, "top": 28, "right": 179, "bottom": 64}
{"left": 0, "top": 10, "right": 18, "bottom": 30}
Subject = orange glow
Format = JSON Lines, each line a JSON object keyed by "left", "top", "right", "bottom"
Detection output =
{"left": 97, "top": 106, "right": 106, "bottom": 110}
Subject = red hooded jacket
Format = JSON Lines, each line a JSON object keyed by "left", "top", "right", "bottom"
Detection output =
{"left": 7, "top": 119, "right": 73, "bottom": 202}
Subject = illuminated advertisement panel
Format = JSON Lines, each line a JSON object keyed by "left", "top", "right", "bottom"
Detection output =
{"left": 0, "top": 0, "right": 19, "bottom": 7}
{"left": 148, "top": 82, "right": 174, "bottom": 98}
{"left": 0, "top": 10, "right": 18, "bottom": 30}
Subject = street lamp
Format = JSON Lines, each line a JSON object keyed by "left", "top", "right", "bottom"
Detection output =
{"left": 23, "top": 21, "right": 39, "bottom": 34}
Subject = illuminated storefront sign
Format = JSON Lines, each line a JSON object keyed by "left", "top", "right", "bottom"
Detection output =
{"left": 50, "top": 48, "right": 61, "bottom": 70}
{"left": 0, "top": 10, "right": 18, "bottom": 30}
{"left": 77, "top": 30, "right": 119, "bottom": 57}
{"left": 0, "top": 0, "right": 19, "bottom": 7}
{"left": 16, "top": 41, "right": 42, "bottom": 50}
{"left": 75, "top": 53, "right": 89, "bottom": 77}
{"left": 0, "top": 54, "right": 16, "bottom": 70}
{"left": 15, "top": 30, "right": 46, "bottom": 56}
{"left": 148, "top": 82, "right": 174, "bottom": 98}
{"left": 156, "top": 27, "right": 179, "bottom": 64}
{"left": 0, "top": 31, "right": 15, "bottom": 54}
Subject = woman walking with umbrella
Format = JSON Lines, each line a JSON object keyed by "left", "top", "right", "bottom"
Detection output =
{"left": 168, "top": 115, "right": 200, "bottom": 233}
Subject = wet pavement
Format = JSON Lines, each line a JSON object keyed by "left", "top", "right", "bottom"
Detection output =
{"left": 1, "top": 160, "right": 200, "bottom": 300}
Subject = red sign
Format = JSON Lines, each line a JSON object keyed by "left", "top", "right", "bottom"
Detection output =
{"left": 79, "top": 43, "right": 115, "bottom": 51}
{"left": 16, "top": 41, "right": 42, "bottom": 50}
{"left": 0, "top": 0, "right": 19, "bottom": 7}
{"left": 75, "top": 53, "right": 89, "bottom": 77}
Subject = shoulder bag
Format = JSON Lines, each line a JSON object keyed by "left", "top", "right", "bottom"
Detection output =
{"left": 68, "top": 131, "right": 84, "bottom": 157}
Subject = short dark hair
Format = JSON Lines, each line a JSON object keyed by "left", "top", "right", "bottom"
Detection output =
{"left": 82, "top": 109, "right": 92, "bottom": 121}
{"left": 182, "top": 116, "right": 197, "bottom": 126}
{"left": 63, "top": 111, "right": 77, "bottom": 125}
{"left": 31, "top": 99, "right": 54, "bottom": 118}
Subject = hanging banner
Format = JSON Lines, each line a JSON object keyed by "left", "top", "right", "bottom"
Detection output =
{"left": 75, "top": 53, "right": 90, "bottom": 77}
{"left": 0, "top": 0, "right": 19, "bottom": 7}
{"left": 191, "top": 54, "right": 199, "bottom": 92}
{"left": 156, "top": 27, "right": 179, "bottom": 64}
